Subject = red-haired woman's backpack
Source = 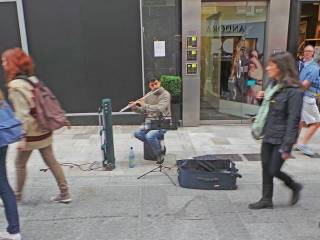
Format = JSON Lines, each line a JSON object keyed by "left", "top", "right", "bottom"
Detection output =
{"left": 17, "top": 76, "right": 69, "bottom": 131}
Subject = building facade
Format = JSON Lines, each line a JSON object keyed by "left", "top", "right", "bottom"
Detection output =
{"left": 0, "top": 0, "right": 319, "bottom": 126}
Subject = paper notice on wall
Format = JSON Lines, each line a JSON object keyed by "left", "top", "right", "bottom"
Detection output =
{"left": 154, "top": 41, "right": 166, "bottom": 57}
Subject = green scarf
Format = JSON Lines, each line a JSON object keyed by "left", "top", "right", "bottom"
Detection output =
{"left": 252, "top": 83, "right": 282, "bottom": 140}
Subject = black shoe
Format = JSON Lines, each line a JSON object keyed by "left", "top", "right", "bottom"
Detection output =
{"left": 248, "top": 199, "right": 273, "bottom": 210}
{"left": 291, "top": 182, "right": 303, "bottom": 206}
{"left": 156, "top": 154, "right": 164, "bottom": 165}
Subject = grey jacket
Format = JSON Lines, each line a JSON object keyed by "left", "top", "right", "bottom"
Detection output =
{"left": 135, "top": 87, "right": 171, "bottom": 121}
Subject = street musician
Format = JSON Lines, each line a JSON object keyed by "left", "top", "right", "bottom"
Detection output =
{"left": 130, "top": 73, "right": 171, "bottom": 164}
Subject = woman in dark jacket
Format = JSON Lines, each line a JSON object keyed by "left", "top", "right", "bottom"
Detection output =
{"left": 249, "top": 52, "right": 303, "bottom": 210}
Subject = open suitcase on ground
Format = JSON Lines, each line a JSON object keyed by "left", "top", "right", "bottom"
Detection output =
{"left": 177, "top": 155, "right": 242, "bottom": 190}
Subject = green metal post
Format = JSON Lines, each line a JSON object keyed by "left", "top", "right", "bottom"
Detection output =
{"left": 101, "top": 99, "right": 115, "bottom": 170}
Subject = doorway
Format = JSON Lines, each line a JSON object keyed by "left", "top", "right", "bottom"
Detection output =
{"left": 200, "top": 1, "right": 267, "bottom": 121}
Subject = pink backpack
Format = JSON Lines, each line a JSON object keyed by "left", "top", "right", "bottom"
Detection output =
{"left": 17, "top": 76, "right": 69, "bottom": 131}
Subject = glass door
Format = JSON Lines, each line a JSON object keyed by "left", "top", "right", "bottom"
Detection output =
{"left": 200, "top": 1, "right": 267, "bottom": 121}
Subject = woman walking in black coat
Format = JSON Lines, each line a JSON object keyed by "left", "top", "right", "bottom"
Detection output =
{"left": 249, "top": 52, "right": 303, "bottom": 209}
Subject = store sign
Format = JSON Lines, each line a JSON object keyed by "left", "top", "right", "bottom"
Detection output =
{"left": 207, "top": 24, "right": 246, "bottom": 33}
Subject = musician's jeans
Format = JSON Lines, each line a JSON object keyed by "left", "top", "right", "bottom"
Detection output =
{"left": 134, "top": 129, "right": 166, "bottom": 156}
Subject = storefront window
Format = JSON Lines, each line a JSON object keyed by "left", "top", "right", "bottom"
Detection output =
{"left": 298, "top": 2, "right": 320, "bottom": 61}
{"left": 200, "top": 1, "right": 267, "bottom": 120}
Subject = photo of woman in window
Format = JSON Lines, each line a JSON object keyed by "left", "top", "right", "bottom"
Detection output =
{"left": 247, "top": 49, "right": 263, "bottom": 104}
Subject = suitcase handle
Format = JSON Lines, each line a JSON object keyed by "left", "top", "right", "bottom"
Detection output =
{"left": 232, "top": 173, "right": 242, "bottom": 178}
{"left": 196, "top": 177, "right": 219, "bottom": 182}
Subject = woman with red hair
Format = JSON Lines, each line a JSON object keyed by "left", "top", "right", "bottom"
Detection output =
{"left": 1, "top": 48, "right": 71, "bottom": 204}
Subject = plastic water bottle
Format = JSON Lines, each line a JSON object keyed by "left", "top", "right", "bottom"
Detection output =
{"left": 128, "top": 147, "right": 135, "bottom": 168}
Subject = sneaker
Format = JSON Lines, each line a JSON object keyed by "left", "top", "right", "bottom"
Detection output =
{"left": 293, "top": 146, "right": 299, "bottom": 151}
{"left": 0, "top": 232, "right": 21, "bottom": 240}
{"left": 156, "top": 154, "right": 164, "bottom": 165}
{"left": 50, "top": 193, "right": 72, "bottom": 204}
{"left": 296, "top": 144, "right": 315, "bottom": 156}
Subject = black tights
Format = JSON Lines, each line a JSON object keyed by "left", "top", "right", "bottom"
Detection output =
{"left": 261, "top": 142, "right": 294, "bottom": 199}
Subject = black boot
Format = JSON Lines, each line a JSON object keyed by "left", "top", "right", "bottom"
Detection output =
{"left": 248, "top": 198, "right": 273, "bottom": 209}
{"left": 248, "top": 184, "right": 273, "bottom": 210}
{"left": 288, "top": 182, "right": 303, "bottom": 205}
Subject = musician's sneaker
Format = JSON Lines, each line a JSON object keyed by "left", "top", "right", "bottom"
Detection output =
{"left": 156, "top": 154, "right": 164, "bottom": 165}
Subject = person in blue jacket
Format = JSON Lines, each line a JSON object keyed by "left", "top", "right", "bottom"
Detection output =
{"left": 0, "top": 90, "right": 22, "bottom": 240}
{"left": 296, "top": 45, "right": 320, "bottom": 156}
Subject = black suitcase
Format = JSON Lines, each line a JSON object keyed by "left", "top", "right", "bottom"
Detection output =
{"left": 177, "top": 155, "right": 241, "bottom": 190}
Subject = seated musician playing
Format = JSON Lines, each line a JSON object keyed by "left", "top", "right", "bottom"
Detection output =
{"left": 130, "top": 73, "right": 171, "bottom": 164}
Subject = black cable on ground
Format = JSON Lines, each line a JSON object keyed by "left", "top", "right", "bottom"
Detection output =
{"left": 40, "top": 161, "right": 106, "bottom": 172}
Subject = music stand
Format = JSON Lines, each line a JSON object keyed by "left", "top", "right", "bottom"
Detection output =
{"left": 137, "top": 116, "right": 178, "bottom": 186}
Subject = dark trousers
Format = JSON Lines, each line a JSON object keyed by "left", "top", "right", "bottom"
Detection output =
{"left": 261, "top": 142, "right": 294, "bottom": 199}
{"left": 0, "top": 146, "right": 20, "bottom": 234}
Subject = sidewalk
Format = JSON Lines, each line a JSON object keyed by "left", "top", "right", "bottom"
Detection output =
{"left": 2, "top": 125, "right": 320, "bottom": 240}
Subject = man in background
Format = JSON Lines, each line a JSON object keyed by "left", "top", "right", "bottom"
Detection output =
{"left": 296, "top": 45, "right": 320, "bottom": 156}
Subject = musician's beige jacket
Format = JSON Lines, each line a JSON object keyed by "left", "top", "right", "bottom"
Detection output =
{"left": 134, "top": 87, "right": 171, "bottom": 121}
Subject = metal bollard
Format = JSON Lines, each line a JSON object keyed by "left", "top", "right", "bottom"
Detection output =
{"left": 99, "top": 99, "right": 115, "bottom": 170}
